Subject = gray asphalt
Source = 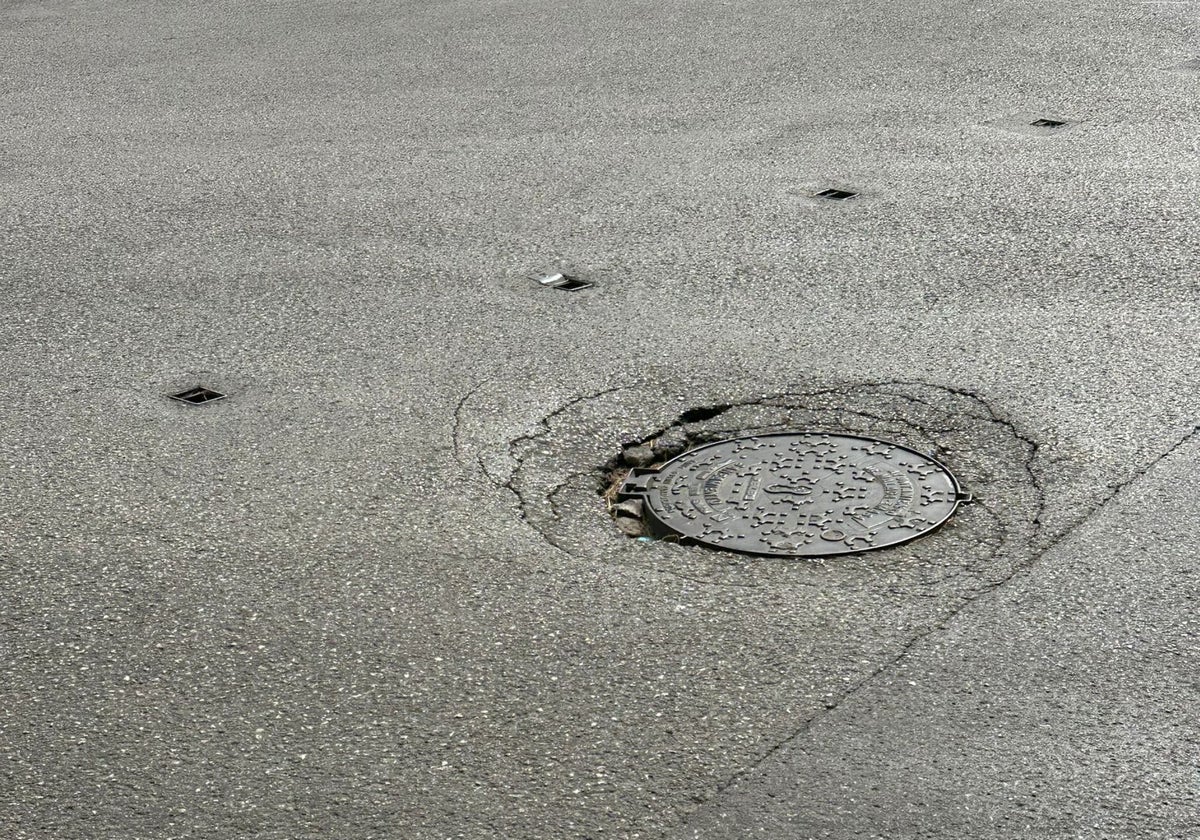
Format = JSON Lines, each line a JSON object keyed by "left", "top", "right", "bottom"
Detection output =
{"left": 679, "top": 435, "right": 1200, "bottom": 839}
{"left": 2, "top": 1, "right": 1197, "bottom": 838}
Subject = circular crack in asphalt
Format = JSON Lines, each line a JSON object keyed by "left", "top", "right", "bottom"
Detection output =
{"left": 495, "top": 380, "right": 1043, "bottom": 589}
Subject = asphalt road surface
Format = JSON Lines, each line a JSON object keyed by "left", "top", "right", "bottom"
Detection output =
{"left": 2, "top": 1, "right": 1197, "bottom": 838}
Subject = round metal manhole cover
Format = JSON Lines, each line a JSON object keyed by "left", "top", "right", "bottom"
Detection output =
{"left": 618, "top": 432, "right": 970, "bottom": 557}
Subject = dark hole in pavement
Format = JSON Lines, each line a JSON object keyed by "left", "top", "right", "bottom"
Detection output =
{"left": 536, "top": 272, "right": 593, "bottom": 291}
{"left": 169, "top": 386, "right": 226, "bottom": 405}
{"left": 678, "top": 404, "right": 732, "bottom": 424}
{"left": 1030, "top": 118, "right": 1068, "bottom": 128}
{"left": 814, "top": 188, "right": 858, "bottom": 200}
{"left": 604, "top": 430, "right": 969, "bottom": 557}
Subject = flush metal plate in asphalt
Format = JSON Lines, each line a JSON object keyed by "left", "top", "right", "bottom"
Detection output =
{"left": 618, "top": 432, "right": 969, "bottom": 557}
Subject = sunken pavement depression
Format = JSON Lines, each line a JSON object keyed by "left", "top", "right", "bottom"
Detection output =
{"left": 4, "top": 2, "right": 1199, "bottom": 840}
{"left": 473, "top": 382, "right": 1043, "bottom": 590}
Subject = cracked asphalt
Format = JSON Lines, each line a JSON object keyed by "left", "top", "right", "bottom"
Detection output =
{"left": 2, "top": 1, "right": 1198, "bottom": 839}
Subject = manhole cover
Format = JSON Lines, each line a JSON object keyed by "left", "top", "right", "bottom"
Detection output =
{"left": 618, "top": 432, "right": 970, "bottom": 557}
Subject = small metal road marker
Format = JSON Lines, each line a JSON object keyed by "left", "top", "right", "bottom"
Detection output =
{"left": 535, "top": 272, "right": 593, "bottom": 291}
{"left": 813, "top": 187, "right": 858, "bottom": 200}
{"left": 168, "top": 386, "right": 226, "bottom": 405}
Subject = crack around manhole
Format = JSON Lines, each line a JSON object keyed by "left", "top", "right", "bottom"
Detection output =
{"left": 483, "top": 380, "right": 1049, "bottom": 582}
{"left": 592, "top": 387, "right": 1040, "bottom": 552}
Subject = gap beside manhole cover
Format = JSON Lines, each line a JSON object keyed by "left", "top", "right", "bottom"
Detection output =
{"left": 618, "top": 432, "right": 970, "bottom": 557}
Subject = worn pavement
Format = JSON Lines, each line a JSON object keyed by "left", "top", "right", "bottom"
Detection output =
{"left": 1, "top": 1, "right": 1197, "bottom": 838}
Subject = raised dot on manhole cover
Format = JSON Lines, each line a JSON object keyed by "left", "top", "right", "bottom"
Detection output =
{"left": 168, "top": 386, "right": 225, "bottom": 405}
{"left": 617, "top": 432, "right": 970, "bottom": 557}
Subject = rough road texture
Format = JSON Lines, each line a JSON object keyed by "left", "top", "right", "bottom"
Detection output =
{"left": 677, "top": 434, "right": 1200, "bottom": 840}
{"left": 2, "top": 1, "right": 1197, "bottom": 838}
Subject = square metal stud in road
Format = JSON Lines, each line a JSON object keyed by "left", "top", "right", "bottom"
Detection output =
{"left": 813, "top": 187, "right": 859, "bottom": 201}
{"left": 167, "top": 386, "right": 226, "bottom": 405}
{"left": 535, "top": 272, "right": 593, "bottom": 291}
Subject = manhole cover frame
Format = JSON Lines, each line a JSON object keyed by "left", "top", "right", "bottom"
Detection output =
{"left": 618, "top": 431, "right": 971, "bottom": 557}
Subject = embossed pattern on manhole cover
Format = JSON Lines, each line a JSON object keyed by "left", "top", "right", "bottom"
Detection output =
{"left": 618, "top": 432, "right": 970, "bottom": 557}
